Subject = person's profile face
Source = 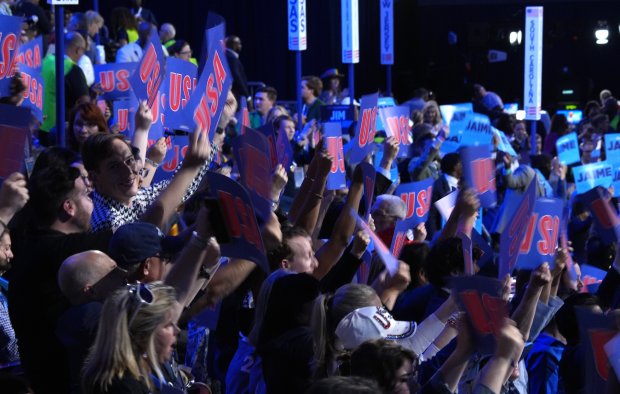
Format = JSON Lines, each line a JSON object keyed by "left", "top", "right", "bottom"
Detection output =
{"left": 254, "top": 92, "right": 273, "bottom": 115}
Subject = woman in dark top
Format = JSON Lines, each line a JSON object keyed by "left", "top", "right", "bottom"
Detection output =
{"left": 82, "top": 283, "right": 178, "bottom": 394}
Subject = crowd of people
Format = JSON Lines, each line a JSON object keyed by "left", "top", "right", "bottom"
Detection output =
{"left": 0, "top": 1, "right": 619, "bottom": 394}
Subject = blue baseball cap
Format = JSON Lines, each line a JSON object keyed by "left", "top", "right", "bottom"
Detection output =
{"left": 108, "top": 222, "right": 184, "bottom": 269}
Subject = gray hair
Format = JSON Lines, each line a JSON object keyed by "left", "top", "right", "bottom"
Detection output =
{"left": 370, "top": 194, "right": 407, "bottom": 220}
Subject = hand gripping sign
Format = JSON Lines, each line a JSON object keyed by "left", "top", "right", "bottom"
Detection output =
{"left": 94, "top": 63, "right": 137, "bottom": 100}
{"left": 186, "top": 36, "right": 231, "bottom": 143}
{"left": 394, "top": 177, "right": 434, "bottom": 228}
{"left": 515, "top": 198, "right": 563, "bottom": 271}
{"left": 499, "top": 177, "right": 537, "bottom": 279}
{"left": 349, "top": 93, "right": 379, "bottom": 165}
{"left": 163, "top": 58, "right": 198, "bottom": 131}
{"left": 579, "top": 186, "right": 620, "bottom": 245}
{"left": 206, "top": 172, "right": 269, "bottom": 273}
{"left": 129, "top": 29, "right": 166, "bottom": 109}
{"left": 323, "top": 122, "right": 346, "bottom": 190}
{"left": 379, "top": 105, "right": 412, "bottom": 158}
{"left": 150, "top": 134, "right": 190, "bottom": 185}
{"left": 0, "top": 15, "right": 22, "bottom": 97}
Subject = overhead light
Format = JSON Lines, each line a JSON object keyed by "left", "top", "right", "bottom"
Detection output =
{"left": 509, "top": 30, "right": 522, "bottom": 45}
{"left": 595, "top": 21, "right": 609, "bottom": 44}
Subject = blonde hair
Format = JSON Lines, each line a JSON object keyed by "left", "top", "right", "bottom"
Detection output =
{"left": 82, "top": 282, "right": 176, "bottom": 393}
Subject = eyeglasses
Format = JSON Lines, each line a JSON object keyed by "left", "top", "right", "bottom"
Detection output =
{"left": 126, "top": 282, "right": 154, "bottom": 327}
{"left": 179, "top": 50, "right": 192, "bottom": 56}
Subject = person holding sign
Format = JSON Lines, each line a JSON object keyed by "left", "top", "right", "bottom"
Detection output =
{"left": 407, "top": 124, "right": 448, "bottom": 182}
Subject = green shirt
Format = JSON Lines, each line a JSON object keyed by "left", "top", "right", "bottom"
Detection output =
{"left": 41, "top": 55, "right": 76, "bottom": 133}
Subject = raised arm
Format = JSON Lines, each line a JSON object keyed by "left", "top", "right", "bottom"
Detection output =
{"left": 294, "top": 149, "right": 332, "bottom": 235}
{"left": 0, "top": 172, "right": 29, "bottom": 229}
{"left": 511, "top": 263, "right": 551, "bottom": 341}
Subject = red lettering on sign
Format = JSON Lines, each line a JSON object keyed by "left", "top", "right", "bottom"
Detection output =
{"left": 591, "top": 199, "right": 613, "bottom": 229}
{"left": 519, "top": 213, "right": 538, "bottom": 254}
{"left": 0, "top": 33, "right": 18, "bottom": 78}
{"left": 460, "top": 290, "right": 493, "bottom": 334}
{"left": 240, "top": 146, "right": 271, "bottom": 200}
{"left": 415, "top": 186, "right": 432, "bottom": 217}
{"left": 400, "top": 115, "right": 411, "bottom": 144}
{"left": 392, "top": 231, "right": 406, "bottom": 258}
{"left": 537, "top": 215, "right": 560, "bottom": 255}
{"left": 218, "top": 191, "right": 241, "bottom": 237}
{"left": 117, "top": 69, "right": 130, "bottom": 91}
{"left": 472, "top": 158, "right": 496, "bottom": 194}
{"left": 213, "top": 51, "right": 227, "bottom": 93}
{"left": 358, "top": 108, "right": 377, "bottom": 146}
{"left": 194, "top": 96, "right": 212, "bottom": 133}
{"left": 386, "top": 116, "right": 400, "bottom": 143}
{"left": 100, "top": 71, "right": 114, "bottom": 92}
{"left": 139, "top": 44, "right": 156, "bottom": 82}
{"left": 169, "top": 72, "right": 182, "bottom": 111}
{"left": 118, "top": 109, "right": 128, "bottom": 132}
{"left": 509, "top": 197, "right": 532, "bottom": 257}
{"left": 327, "top": 136, "right": 345, "bottom": 173}
{"left": 182, "top": 75, "right": 192, "bottom": 107}
{"left": 206, "top": 74, "right": 218, "bottom": 114}
{"left": 589, "top": 329, "right": 615, "bottom": 380}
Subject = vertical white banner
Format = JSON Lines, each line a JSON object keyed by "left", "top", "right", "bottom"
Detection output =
{"left": 523, "top": 6, "right": 543, "bottom": 121}
{"left": 380, "top": 0, "right": 394, "bottom": 65}
{"left": 288, "top": 0, "right": 307, "bottom": 51}
{"left": 341, "top": 0, "right": 359, "bottom": 64}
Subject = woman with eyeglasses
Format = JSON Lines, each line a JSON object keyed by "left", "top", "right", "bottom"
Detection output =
{"left": 82, "top": 282, "right": 180, "bottom": 394}
{"left": 168, "top": 40, "right": 196, "bottom": 65}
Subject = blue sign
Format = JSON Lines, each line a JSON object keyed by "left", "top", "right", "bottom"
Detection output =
{"left": 556, "top": 132, "right": 580, "bottom": 165}
{"left": 573, "top": 162, "right": 613, "bottom": 194}
{"left": 460, "top": 145, "right": 497, "bottom": 208}
{"left": 186, "top": 34, "right": 231, "bottom": 142}
{"left": 0, "top": 15, "right": 22, "bottom": 97}
{"left": 379, "top": 105, "right": 412, "bottom": 158}
{"left": 515, "top": 198, "right": 564, "bottom": 271}
{"left": 15, "top": 36, "right": 43, "bottom": 70}
{"left": 94, "top": 63, "right": 137, "bottom": 100}
{"left": 394, "top": 177, "right": 434, "bottom": 228}
{"left": 18, "top": 65, "right": 44, "bottom": 122}
{"left": 605, "top": 133, "right": 620, "bottom": 155}
{"left": 440, "top": 112, "right": 493, "bottom": 155}
{"left": 162, "top": 57, "right": 197, "bottom": 131}
{"left": 359, "top": 162, "right": 376, "bottom": 220}
{"left": 323, "top": 122, "right": 346, "bottom": 190}
{"left": 579, "top": 186, "right": 620, "bottom": 245}
{"left": 112, "top": 96, "right": 138, "bottom": 138}
{"left": 151, "top": 134, "right": 189, "bottom": 184}
{"left": 206, "top": 172, "right": 269, "bottom": 273}
{"left": 129, "top": 29, "right": 166, "bottom": 109}
{"left": 349, "top": 93, "right": 379, "bottom": 164}
{"left": 232, "top": 127, "right": 273, "bottom": 223}
{"left": 439, "top": 103, "right": 473, "bottom": 125}
{"left": 610, "top": 159, "right": 620, "bottom": 198}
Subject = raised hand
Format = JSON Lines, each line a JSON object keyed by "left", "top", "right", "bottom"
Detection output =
{"left": 183, "top": 126, "right": 212, "bottom": 168}
{"left": 135, "top": 100, "right": 154, "bottom": 131}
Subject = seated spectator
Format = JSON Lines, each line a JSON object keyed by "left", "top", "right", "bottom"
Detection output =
{"left": 250, "top": 86, "right": 278, "bottom": 128}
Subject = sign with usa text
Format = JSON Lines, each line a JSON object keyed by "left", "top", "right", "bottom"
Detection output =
{"left": 349, "top": 93, "right": 379, "bottom": 164}
{"left": 18, "top": 65, "right": 44, "bottom": 122}
{"left": 323, "top": 122, "right": 347, "bottom": 190}
{"left": 187, "top": 36, "right": 231, "bottom": 142}
{"left": 129, "top": 30, "right": 166, "bottom": 109}
{"left": 515, "top": 198, "right": 563, "bottom": 270}
{"left": 206, "top": 172, "right": 269, "bottom": 272}
{"left": 394, "top": 177, "right": 434, "bottom": 228}
{"left": 460, "top": 144, "right": 497, "bottom": 208}
{"left": 0, "top": 15, "right": 22, "bottom": 97}
{"left": 499, "top": 177, "right": 537, "bottom": 279}
{"left": 113, "top": 97, "right": 138, "bottom": 138}
{"left": 150, "top": 134, "right": 189, "bottom": 184}
{"left": 162, "top": 58, "right": 197, "bottom": 131}
{"left": 15, "top": 36, "right": 42, "bottom": 70}
{"left": 390, "top": 220, "right": 410, "bottom": 259}
{"left": 94, "top": 63, "right": 137, "bottom": 100}
{"left": 379, "top": 105, "right": 411, "bottom": 158}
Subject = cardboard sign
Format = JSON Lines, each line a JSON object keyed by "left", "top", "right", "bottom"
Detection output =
{"left": 18, "top": 65, "right": 44, "bottom": 122}
{"left": 232, "top": 128, "right": 273, "bottom": 223}
{"left": 573, "top": 162, "right": 613, "bottom": 195}
{"left": 349, "top": 93, "right": 379, "bottom": 164}
{"left": 0, "top": 15, "right": 22, "bottom": 96}
{"left": 610, "top": 160, "right": 620, "bottom": 198}
{"left": 256, "top": 123, "right": 278, "bottom": 172}
{"left": 199, "top": 12, "right": 226, "bottom": 75}
{"left": 206, "top": 172, "right": 269, "bottom": 272}
{"left": 359, "top": 162, "right": 376, "bottom": 220}
{"left": 439, "top": 103, "right": 473, "bottom": 125}
{"left": 556, "top": 132, "right": 580, "bottom": 165}
{"left": 236, "top": 96, "right": 250, "bottom": 131}
{"left": 579, "top": 264, "right": 607, "bottom": 294}
{"left": 373, "top": 148, "right": 399, "bottom": 183}
{"left": 458, "top": 232, "right": 474, "bottom": 275}
{"left": 390, "top": 220, "right": 410, "bottom": 259}
{"left": 15, "top": 36, "right": 43, "bottom": 70}
{"left": 288, "top": 0, "right": 307, "bottom": 51}
{"left": 0, "top": 125, "right": 29, "bottom": 179}
{"left": 560, "top": 205, "right": 577, "bottom": 281}
{"left": 323, "top": 122, "right": 346, "bottom": 190}
{"left": 94, "top": 63, "right": 137, "bottom": 100}
{"left": 341, "top": 0, "right": 360, "bottom": 64}
{"left": 515, "top": 198, "right": 563, "bottom": 271}
{"left": 379, "top": 0, "right": 394, "bottom": 65}
{"left": 435, "top": 190, "right": 458, "bottom": 222}
{"left": 492, "top": 127, "right": 518, "bottom": 157}
{"left": 575, "top": 308, "right": 616, "bottom": 392}
{"left": 161, "top": 58, "right": 198, "bottom": 132}
{"left": 379, "top": 105, "right": 412, "bottom": 158}
{"left": 523, "top": 7, "right": 543, "bottom": 121}
{"left": 451, "top": 275, "right": 508, "bottom": 355}
{"left": 187, "top": 36, "right": 231, "bottom": 142}
{"left": 604, "top": 333, "right": 620, "bottom": 383}
{"left": 320, "top": 105, "right": 356, "bottom": 129}
{"left": 129, "top": 30, "right": 166, "bottom": 108}
{"left": 499, "top": 177, "right": 537, "bottom": 279}
{"left": 150, "top": 134, "right": 189, "bottom": 184}
{"left": 353, "top": 209, "right": 399, "bottom": 276}
{"left": 441, "top": 112, "right": 494, "bottom": 155}
{"left": 605, "top": 133, "right": 620, "bottom": 155}
{"left": 580, "top": 186, "right": 620, "bottom": 245}
{"left": 394, "top": 177, "right": 434, "bottom": 228}
{"left": 113, "top": 96, "right": 139, "bottom": 138}
{"left": 460, "top": 145, "right": 497, "bottom": 208}
{"left": 275, "top": 122, "right": 294, "bottom": 171}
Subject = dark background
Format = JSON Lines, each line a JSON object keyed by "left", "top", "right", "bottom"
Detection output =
{"left": 66, "top": 0, "right": 620, "bottom": 111}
